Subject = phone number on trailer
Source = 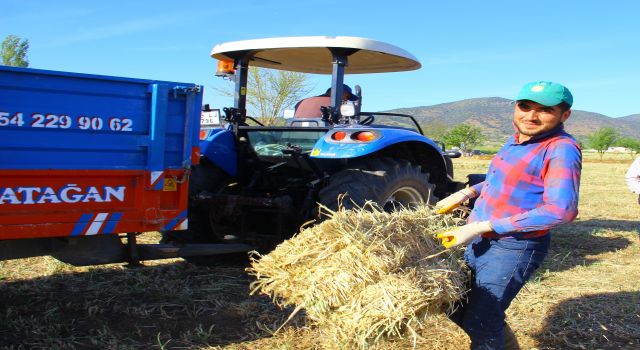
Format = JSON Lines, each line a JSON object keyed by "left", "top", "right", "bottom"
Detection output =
{"left": 0, "top": 111, "right": 134, "bottom": 132}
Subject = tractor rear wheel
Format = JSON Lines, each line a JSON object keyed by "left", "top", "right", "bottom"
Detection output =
{"left": 317, "top": 157, "right": 437, "bottom": 213}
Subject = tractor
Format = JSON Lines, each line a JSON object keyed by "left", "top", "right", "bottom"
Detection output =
{"left": 163, "top": 36, "right": 466, "bottom": 258}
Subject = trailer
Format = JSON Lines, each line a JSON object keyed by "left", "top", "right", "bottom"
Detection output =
{"left": 0, "top": 66, "right": 250, "bottom": 265}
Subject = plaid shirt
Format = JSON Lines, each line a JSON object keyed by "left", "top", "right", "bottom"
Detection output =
{"left": 468, "top": 124, "right": 582, "bottom": 239}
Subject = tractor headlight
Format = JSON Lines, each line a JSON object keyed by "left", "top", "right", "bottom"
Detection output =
{"left": 340, "top": 103, "right": 356, "bottom": 117}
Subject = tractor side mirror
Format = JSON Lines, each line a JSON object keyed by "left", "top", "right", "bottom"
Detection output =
{"left": 443, "top": 150, "right": 462, "bottom": 158}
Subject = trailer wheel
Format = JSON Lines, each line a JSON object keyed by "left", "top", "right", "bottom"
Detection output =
{"left": 318, "top": 157, "right": 437, "bottom": 213}
{"left": 161, "top": 159, "right": 245, "bottom": 265}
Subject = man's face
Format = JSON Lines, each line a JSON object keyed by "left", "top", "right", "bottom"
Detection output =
{"left": 513, "top": 100, "right": 571, "bottom": 141}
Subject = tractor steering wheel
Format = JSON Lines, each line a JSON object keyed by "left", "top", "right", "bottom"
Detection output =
{"left": 360, "top": 114, "right": 375, "bottom": 125}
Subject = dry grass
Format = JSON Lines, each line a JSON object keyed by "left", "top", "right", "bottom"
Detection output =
{"left": 247, "top": 204, "right": 467, "bottom": 349}
{"left": 1, "top": 153, "right": 639, "bottom": 349}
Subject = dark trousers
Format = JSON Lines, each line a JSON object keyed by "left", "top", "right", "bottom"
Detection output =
{"left": 450, "top": 235, "right": 550, "bottom": 350}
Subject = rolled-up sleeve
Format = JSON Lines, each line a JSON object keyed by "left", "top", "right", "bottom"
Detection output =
{"left": 470, "top": 181, "right": 485, "bottom": 195}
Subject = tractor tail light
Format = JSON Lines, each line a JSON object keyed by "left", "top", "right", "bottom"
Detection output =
{"left": 353, "top": 131, "right": 376, "bottom": 142}
{"left": 332, "top": 131, "right": 347, "bottom": 141}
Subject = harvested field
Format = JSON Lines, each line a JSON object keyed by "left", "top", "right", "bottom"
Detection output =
{"left": 1, "top": 154, "right": 639, "bottom": 349}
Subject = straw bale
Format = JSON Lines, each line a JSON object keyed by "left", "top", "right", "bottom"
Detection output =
{"left": 247, "top": 203, "right": 469, "bottom": 349}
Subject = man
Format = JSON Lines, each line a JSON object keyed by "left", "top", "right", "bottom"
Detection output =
{"left": 625, "top": 156, "right": 640, "bottom": 204}
{"left": 435, "top": 81, "right": 582, "bottom": 350}
{"left": 293, "top": 84, "right": 358, "bottom": 118}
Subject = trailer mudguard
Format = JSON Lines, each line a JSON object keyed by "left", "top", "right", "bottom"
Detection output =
{"left": 199, "top": 127, "right": 237, "bottom": 176}
{"left": 0, "top": 66, "right": 202, "bottom": 240}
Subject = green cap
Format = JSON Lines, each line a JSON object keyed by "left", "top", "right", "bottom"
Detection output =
{"left": 516, "top": 81, "right": 573, "bottom": 107}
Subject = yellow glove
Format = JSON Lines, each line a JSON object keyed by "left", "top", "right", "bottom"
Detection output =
{"left": 436, "top": 221, "right": 492, "bottom": 249}
{"left": 434, "top": 188, "right": 478, "bottom": 214}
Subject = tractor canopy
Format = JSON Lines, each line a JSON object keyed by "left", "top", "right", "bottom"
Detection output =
{"left": 210, "top": 36, "right": 421, "bottom": 74}
{"left": 210, "top": 36, "right": 421, "bottom": 120}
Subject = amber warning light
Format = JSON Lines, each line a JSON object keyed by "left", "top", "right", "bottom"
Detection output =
{"left": 216, "top": 59, "right": 235, "bottom": 78}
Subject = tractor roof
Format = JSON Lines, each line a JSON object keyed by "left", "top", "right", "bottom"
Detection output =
{"left": 210, "top": 36, "right": 421, "bottom": 74}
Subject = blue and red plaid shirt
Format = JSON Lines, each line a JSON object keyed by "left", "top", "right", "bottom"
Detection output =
{"left": 468, "top": 124, "right": 582, "bottom": 239}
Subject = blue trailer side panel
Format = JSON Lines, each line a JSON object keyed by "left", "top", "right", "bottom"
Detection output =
{"left": 0, "top": 66, "right": 203, "bottom": 240}
{"left": 0, "top": 66, "right": 201, "bottom": 170}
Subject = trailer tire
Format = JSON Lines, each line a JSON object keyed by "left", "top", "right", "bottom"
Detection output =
{"left": 317, "top": 157, "right": 438, "bottom": 214}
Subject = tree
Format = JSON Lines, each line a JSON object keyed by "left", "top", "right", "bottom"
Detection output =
{"left": 442, "top": 123, "right": 484, "bottom": 156}
{"left": 218, "top": 67, "right": 312, "bottom": 126}
{"left": 1, "top": 35, "right": 29, "bottom": 67}
{"left": 420, "top": 120, "right": 448, "bottom": 142}
{"left": 615, "top": 136, "right": 640, "bottom": 158}
{"left": 587, "top": 127, "right": 619, "bottom": 160}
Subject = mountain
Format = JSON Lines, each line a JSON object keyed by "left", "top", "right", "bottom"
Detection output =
{"left": 619, "top": 114, "right": 640, "bottom": 123}
{"left": 387, "top": 97, "right": 640, "bottom": 144}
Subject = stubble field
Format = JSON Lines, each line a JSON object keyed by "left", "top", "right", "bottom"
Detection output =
{"left": 1, "top": 153, "right": 638, "bottom": 349}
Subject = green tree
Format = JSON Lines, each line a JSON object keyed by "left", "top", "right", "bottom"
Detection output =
{"left": 218, "top": 67, "right": 311, "bottom": 126}
{"left": 587, "top": 127, "right": 619, "bottom": 160}
{"left": 420, "top": 120, "right": 448, "bottom": 142}
{"left": 1, "top": 35, "right": 29, "bottom": 67}
{"left": 615, "top": 136, "right": 640, "bottom": 158}
{"left": 442, "top": 123, "right": 484, "bottom": 156}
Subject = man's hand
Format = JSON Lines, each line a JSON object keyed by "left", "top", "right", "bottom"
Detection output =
{"left": 436, "top": 221, "right": 493, "bottom": 249}
{"left": 434, "top": 188, "right": 478, "bottom": 214}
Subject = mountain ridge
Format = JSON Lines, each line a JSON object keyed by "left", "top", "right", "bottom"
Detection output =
{"left": 386, "top": 97, "right": 640, "bottom": 143}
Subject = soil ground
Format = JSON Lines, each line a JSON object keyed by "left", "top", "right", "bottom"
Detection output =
{"left": 1, "top": 154, "right": 639, "bottom": 349}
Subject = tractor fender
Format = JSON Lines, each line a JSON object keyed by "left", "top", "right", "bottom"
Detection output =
{"left": 311, "top": 127, "right": 450, "bottom": 186}
{"left": 199, "top": 128, "right": 237, "bottom": 176}
{"left": 310, "top": 127, "right": 441, "bottom": 159}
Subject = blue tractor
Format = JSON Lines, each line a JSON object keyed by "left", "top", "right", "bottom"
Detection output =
{"left": 164, "top": 36, "right": 464, "bottom": 257}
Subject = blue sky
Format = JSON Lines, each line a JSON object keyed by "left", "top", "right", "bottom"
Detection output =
{"left": 2, "top": 0, "right": 639, "bottom": 117}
